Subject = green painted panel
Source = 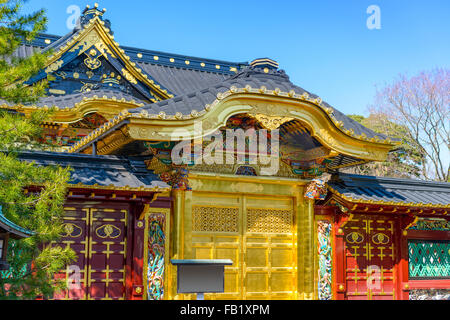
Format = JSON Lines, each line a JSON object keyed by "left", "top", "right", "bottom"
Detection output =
{"left": 408, "top": 240, "right": 450, "bottom": 278}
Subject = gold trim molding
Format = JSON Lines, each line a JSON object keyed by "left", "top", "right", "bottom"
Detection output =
{"left": 68, "top": 89, "right": 398, "bottom": 162}
{"left": 1, "top": 96, "right": 145, "bottom": 123}
{"left": 42, "top": 15, "right": 173, "bottom": 101}
{"left": 328, "top": 185, "right": 450, "bottom": 209}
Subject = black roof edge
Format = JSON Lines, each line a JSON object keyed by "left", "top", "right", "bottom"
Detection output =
{"left": 17, "top": 149, "right": 130, "bottom": 164}
{"left": 331, "top": 172, "right": 450, "bottom": 189}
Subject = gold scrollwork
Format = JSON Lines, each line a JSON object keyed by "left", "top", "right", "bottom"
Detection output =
{"left": 95, "top": 224, "right": 121, "bottom": 239}
{"left": 372, "top": 232, "right": 389, "bottom": 245}
{"left": 250, "top": 113, "right": 293, "bottom": 130}
{"left": 61, "top": 223, "right": 82, "bottom": 238}
{"left": 346, "top": 231, "right": 364, "bottom": 244}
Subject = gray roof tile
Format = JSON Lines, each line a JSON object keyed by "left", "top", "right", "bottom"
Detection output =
{"left": 1, "top": 89, "right": 145, "bottom": 109}
{"left": 328, "top": 172, "right": 450, "bottom": 207}
{"left": 17, "top": 151, "right": 169, "bottom": 190}
{"left": 129, "top": 66, "right": 391, "bottom": 142}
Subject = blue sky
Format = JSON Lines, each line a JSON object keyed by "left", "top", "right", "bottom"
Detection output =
{"left": 23, "top": 0, "right": 450, "bottom": 116}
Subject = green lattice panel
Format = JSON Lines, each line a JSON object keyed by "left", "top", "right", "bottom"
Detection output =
{"left": 408, "top": 240, "right": 450, "bottom": 278}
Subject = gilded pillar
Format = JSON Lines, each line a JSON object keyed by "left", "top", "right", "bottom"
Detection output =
{"left": 303, "top": 199, "right": 315, "bottom": 299}
{"left": 171, "top": 189, "right": 183, "bottom": 299}
{"left": 295, "top": 186, "right": 305, "bottom": 299}
{"left": 183, "top": 190, "right": 193, "bottom": 259}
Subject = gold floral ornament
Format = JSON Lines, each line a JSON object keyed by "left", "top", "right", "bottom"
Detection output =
{"left": 346, "top": 232, "right": 364, "bottom": 244}
{"left": 61, "top": 223, "right": 82, "bottom": 238}
{"left": 251, "top": 114, "right": 293, "bottom": 130}
{"left": 84, "top": 54, "right": 102, "bottom": 70}
{"left": 95, "top": 224, "right": 121, "bottom": 238}
{"left": 372, "top": 233, "right": 389, "bottom": 244}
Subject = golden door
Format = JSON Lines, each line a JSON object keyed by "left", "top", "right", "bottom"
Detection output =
{"left": 54, "top": 203, "right": 128, "bottom": 300}
{"left": 191, "top": 194, "right": 296, "bottom": 299}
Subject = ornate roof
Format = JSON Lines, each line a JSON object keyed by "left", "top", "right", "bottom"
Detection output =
{"left": 3, "top": 4, "right": 400, "bottom": 172}
{"left": 328, "top": 172, "right": 450, "bottom": 209}
{"left": 7, "top": 5, "right": 394, "bottom": 144}
{"left": 17, "top": 151, "right": 170, "bottom": 192}
{"left": 128, "top": 65, "right": 392, "bottom": 143}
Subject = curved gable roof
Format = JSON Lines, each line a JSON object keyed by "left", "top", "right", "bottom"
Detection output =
{"left": 128, "top": 65, "right": 395, "bottom": 143}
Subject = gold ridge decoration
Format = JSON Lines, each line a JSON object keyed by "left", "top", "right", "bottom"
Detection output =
{"left": 192, "top": 206, "right": 239, "bottom": 233}
{"left": 121, "top": 68, "right": 138, "bottom": 84}
{"left": 69, "top": 28, "right": 114, "bottom": 58}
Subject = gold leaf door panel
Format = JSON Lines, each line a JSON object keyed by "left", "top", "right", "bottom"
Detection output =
{"left": 191, "top": 194, "right": 296, "bottom": 300}
{"left": 343, "top": 215, "right": 396, "bottom": 300}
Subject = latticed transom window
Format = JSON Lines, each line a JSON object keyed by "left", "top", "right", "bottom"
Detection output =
{"left": 408, "top": 240, "right": 450, "bottom": 279}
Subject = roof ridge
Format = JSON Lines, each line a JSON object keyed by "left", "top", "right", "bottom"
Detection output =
{"left": 27, "top": 33, "right": 248, "bottom": 75}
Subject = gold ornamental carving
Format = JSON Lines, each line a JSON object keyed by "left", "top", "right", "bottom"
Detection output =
{"left": 45, "top": 60, "right": 63, "bottom": 73}
{"left": 188, "top": 179, "right": 203, "bottom": 190}
{"left": 246, "top": 208, "right": 293, "bottom": 233}
{"left": 69, "top": 30, "right": 115, "bottom": 58}
{"left": 192, "top": 206, "right": 239, "bottom": 233}
{"left": 230, "top": 182, "right": 264, "bottom": 193}
{"left": 61, "top": 223, "right": 82, "bottom": 238}
{"left": 121, "top": 68, "right": 138, "bottom": 84}
{"left": 251, "top": 114, "right": 293, "bottom": 130}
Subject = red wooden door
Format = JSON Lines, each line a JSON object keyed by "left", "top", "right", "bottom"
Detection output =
{"left": 339, "top": 214, "right": 397, "bottom": 300}
{"left": 54, "top": 206, "right": 90, "bottom": 299}
{"left": 87, "top": 207, "right": 127, "bottom": 300}
{"left": 54, "top": 203, "right": 128, "bottom": 300}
